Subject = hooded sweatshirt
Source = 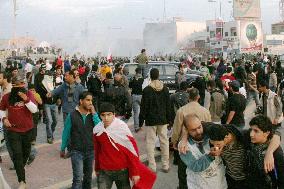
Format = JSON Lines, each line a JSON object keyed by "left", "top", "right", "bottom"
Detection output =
{"left": 139, "top": 80, "right": 173, "bottom": 126}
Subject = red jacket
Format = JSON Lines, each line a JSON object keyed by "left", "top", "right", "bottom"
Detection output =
{"left": 93, "top": 131, "right": 156, "bottom": 189}
{"left": 0, "top": 91, "right": 35, "bottom": 132}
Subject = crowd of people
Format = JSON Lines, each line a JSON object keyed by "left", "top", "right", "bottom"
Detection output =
{"left": 0, "top": 49, "right": 284, "bottom": 189}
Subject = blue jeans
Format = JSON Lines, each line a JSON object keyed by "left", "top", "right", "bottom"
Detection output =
{"left": 97, "top": 169, "right": 130, "bottom": 189}
{"left": 71, "top": 150, "right": 94, "bottom": 189}
{"left": 132, "top": 95, "right": 142, "bottom": 129}
{"left": 44, "top": 104, "right": 57, "bottom": 139}
{"left": 247, "top": 91, "right": 260, "bottom": 106}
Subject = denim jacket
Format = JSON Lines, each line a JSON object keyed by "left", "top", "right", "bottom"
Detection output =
{"left": 51, "top": 82, "right": 86, "bottom": 113}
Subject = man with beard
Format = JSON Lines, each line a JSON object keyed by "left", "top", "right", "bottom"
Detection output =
{"left": 47, "top": 70, "right": 85, "bottom": 157}
{"left": 179, "top": 114, "right": 227, "bottom": 189}
{"left": 0, "top": 75, "right": 37, "bottom": 189}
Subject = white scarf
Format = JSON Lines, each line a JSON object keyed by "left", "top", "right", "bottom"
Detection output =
{"left": 93, "top": 118, "right": 138, "bottom": 157}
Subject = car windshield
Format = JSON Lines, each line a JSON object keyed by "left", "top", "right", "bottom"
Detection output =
{"left": 126, "top": 64, "right": 138, "bottom": 76}
{"left": 149, "top": 65, "right": 164, "bottom": 74}
{"left": 165, "top": 65, "right": 177, "bottom": 75}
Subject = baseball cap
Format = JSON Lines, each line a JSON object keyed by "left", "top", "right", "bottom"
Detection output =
{"left": 229, "top": 80, "right": 240, "bottom": 88}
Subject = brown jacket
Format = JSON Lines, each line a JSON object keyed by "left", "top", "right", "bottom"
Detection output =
{"left": 209, "top": 90, "right": 225, "bottom": 122}
{"left": 171, "top": 101, "right": 211, "bottom": 146}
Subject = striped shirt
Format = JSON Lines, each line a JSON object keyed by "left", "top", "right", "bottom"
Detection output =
{"left": 221, "top": 141, "right": 247, "bottom": 181}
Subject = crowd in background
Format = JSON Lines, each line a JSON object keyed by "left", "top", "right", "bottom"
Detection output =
{"left": 0, "top": 49, "right": 284, "bottom": 189}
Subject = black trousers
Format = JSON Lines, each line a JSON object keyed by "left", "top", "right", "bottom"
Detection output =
{"left": 97, "top": 169, "right": 130, "bottom": 189}
{"left": 7, "top": 129, "right": 32, "bottom": 183}
{"left": 226, "top": 174, "right": 247, "bottom": 189}
{"left": 31, "top": 112, "right": 39, "bottom": 142}
{"left": 174, "top": 150, "right": 188, "bottom": 189}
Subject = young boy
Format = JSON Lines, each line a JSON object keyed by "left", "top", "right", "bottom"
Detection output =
{"left": 207, "top": 121, "right": 282, "bottom": 189}
{"left": 93, "top": 102, "right": 156, "bottom": 189}
{"left": 27, "top": 84, "right": 43, "bottom": 165}
{"left": 247, "top": 115, "right": 284, "bottom": 189}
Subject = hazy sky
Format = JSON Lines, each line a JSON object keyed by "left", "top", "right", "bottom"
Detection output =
{"left": 0, "top": 0, "right": 281, "bottom": 53}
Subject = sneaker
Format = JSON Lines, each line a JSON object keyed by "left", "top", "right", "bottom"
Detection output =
{"left": 18, "top": 181, "right": 26, "bottom": 189}
{"left": 64, "top": 151, "right": 71, "bottom": 159}
{"left": 47, "top": 138, "right": 53, "bottom": 144}
{"left": 162, "top": 167, "right": 170, "bottom": 173}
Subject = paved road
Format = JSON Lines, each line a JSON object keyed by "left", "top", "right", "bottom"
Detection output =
{"left": 1, "top": 101, "right": 284, "bottom": 189}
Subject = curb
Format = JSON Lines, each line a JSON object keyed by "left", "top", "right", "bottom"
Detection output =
{"left": 43, "top": 151, "right": 161, "bottom": 189}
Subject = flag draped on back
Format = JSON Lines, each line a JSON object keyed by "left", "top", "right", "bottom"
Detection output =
{"left": 93, "top": 118, "right": 156, "bottom": 189}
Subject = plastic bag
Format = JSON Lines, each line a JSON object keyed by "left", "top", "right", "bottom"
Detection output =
{"left": 0, "top": 168, "right": 11, "bottom": 189}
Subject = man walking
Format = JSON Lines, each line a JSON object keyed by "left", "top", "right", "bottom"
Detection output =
{"left": 129, "top": 67, "right": 144, "bottom": 132}
{"left": 48, "top": 70, "right": 85, "bottom": 157}
{"left": 139, "top": 68, "right": 173, "bottom": 172}
{"left": 258, "top": 80, "right": 283, "bottom": 126}
{"left": 60, "top": 91, "right": 100, "bottom": 189}
{"left": 48, "top": 70, "right": 85, "bottom": 122}
{"left": 94, "top": 102, "right": 156, "bottom": 189}
{"left": 172, "top": 88, "right": 211, "bottom": 189}
{"left": 0, "top": 75, "right": 38, "bottom": 189}
{"left": 225, "top": 80, "right": 247, "bottom": 130}
{"left": 35, "top": 66, "right": 58, "bottom": 144}
{"left": 101, "top": 74, "right": 132, "bottom": 122}
{"left": 179, "top": 114, "right": 227, "bottom": 189}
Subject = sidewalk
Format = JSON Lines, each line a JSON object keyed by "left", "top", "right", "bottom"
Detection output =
{"left": 0, "top": 121, "right": 159, "bottom": 189}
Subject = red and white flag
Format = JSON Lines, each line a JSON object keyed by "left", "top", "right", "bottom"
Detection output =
{"left": 93, "top": 118, "right": 156, "bottom": 189}
{"left": 107, "top": 48, "right": 112, "bottom": 63}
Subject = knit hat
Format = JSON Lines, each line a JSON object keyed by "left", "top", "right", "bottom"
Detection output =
{"left": 99, "top": 103, "right": 115, "bottom": 114}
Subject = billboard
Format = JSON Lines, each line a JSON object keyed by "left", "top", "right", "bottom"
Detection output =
{"left": 240, "top": 21, "right": 263, "bottom": 52}
{"left": 233, "top": 0, "right": 261, "bottom": 19}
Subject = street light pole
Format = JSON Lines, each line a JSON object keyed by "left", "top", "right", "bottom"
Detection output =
{"left": 163, "top": 0, "right": 166, "bottom": 23}
{"left": 12, "top": 0, "right": 17, "bottom": 49}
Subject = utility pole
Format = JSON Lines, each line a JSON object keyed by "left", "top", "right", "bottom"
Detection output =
{"left": 280, "top": 0, "right": 284, "bottom": 21}
{"left": 12, "top": 0, "right": 18, "bottom": 49}
{"left": 163, "top": 0, "right": 166, "bottom": 23}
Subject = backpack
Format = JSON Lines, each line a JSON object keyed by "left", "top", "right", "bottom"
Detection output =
{"left": 171, "top": 91, "right": 189, "bottom": 113}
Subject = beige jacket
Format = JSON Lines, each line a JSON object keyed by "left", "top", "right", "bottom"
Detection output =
{"left": 172, "top": 101, "right": 211, "bottom": 146}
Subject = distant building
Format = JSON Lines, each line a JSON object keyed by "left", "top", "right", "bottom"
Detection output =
{"left": 272, "top": 22, "right": 284, "bottom": 34}
{"left": 264, "top": 34, "right": 284, "bottom": 54}
{"left": 206, "top": 19, "right": 263, "bottom": 55}
{"left": 206, "top": 20, "right": 241, "bottom": 55}
{"left": 143, "top": 21, "right": 206, "bottom": 55}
